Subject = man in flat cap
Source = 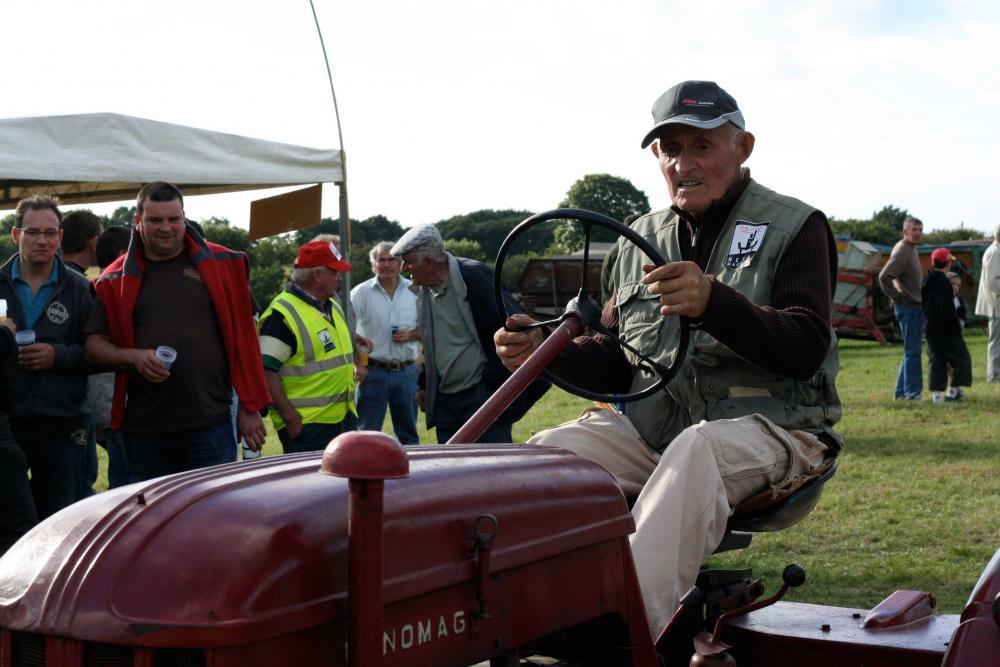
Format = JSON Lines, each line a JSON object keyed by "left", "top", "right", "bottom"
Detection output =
{"left": 258, "top": 240, "right": 358, "bottom": 453}
{"left": 495, "top": 80, "right": 842, "bottom": 635}
{"left": 391, "top": 225, "right": 549, "bottom": 443}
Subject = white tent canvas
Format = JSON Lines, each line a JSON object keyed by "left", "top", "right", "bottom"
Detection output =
{"left": 0, "top": 112, "right": 343, "bottom": 209}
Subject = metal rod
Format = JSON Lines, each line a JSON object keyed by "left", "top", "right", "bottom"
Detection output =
{"left": 307, "top": 0, "right": 344, "bottom": 153}
{"left": 307, "top": 0, "right": 353, "bottom": 323}
{"left": 447, "top": 316, "right": 584, "bottom": 444}
{"left": 347, "top": 478, "right": 385, "bottom": 666}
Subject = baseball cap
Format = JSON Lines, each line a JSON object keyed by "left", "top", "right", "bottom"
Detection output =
{"left": 640, "top": 80, "right": 746, "bottom": 148}
{"left": 295, "top": 240, "right": 352, "bottom": 272}
{"left": 930, "top": 248, "right": 955, "bottom": 265}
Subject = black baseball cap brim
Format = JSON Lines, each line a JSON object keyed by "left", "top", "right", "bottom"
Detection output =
{"left": 640, "top": 80, "right": 746, "bottom": 148}
{"left": 640, "top": 110, "right": 746, "bottom": 148}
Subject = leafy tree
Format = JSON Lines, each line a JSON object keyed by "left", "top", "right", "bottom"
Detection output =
{"left": 200, "top": 217, "right": 251, "bottom": 253}
{"left": 104, "top": 206, "right": 136, "bottom": 228}
{"left": 293, "top": 214, "right": 406, "bottom": 248}
{"left": 444, "top": 238, "right": 486, "bottom": 262}
{"left": 435, "top": 209, "right": 541, "bottom": 261}
{"left": 555, "top": 174, "right": 650, "bottom": 250}
{"left": 247, "top": 235, "right": 298, "bottom": 307}
{"left": 871, "top": 205, "right": 910, "bottom": 232}
{"left": 922, "top": 224, "right": 991, "bottom": 245}
{"left": 0, "top": 213, "right": 15, "bottom": 261}
{"left": 829, "top": 204, "right": 991, "bottom": 247}
{"left": 348, "top": 241, "right": 377, "bottom": 290}
{"left": 828, "top": 217, "right": 900, "bottom": 246}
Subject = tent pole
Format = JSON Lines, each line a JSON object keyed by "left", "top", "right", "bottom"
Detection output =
{"left": 308, "top": 0, "right": 354, "bottom": 334}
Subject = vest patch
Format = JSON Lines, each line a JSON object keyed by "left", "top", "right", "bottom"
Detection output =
{"left": 317, "top": 328, "right": 336, "bottom": 352}
{"left": 46, "top": 301, "right": 69, "bottom": 325}
{"left": 725, "top": 221, "right": 769, "bottom": 269}
{"left": 182, "top": 267, "right": 204, "bottom": 282}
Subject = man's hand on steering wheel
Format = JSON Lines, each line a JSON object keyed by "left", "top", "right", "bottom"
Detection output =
{"left": 494, "top": 314, "right": 544, "bottom": 372}
{"left": 641, "top": 261, "right": 715, "bottom": 319}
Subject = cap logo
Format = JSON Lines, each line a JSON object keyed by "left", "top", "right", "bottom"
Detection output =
{"left": 328, "top": 242, "right": 343, "bottom": 260}
{"left": 681, "top": 98, "right": 715, "bottom": 108}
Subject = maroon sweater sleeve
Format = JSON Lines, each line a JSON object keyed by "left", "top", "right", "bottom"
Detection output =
{"left": 551, "top": 212, "right": 834, "bottom": 389}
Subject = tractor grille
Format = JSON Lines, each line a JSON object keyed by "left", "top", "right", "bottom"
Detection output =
{"left": 9, "top": 632, "right": 45, "bottom": 667}
{"left": 84, "top": 642, "right": 133, "bottom": 666}
{"left": 1, "top": 631, "right": 206, "bottom": 667}
{"left": 152, "top": 649, "right": 205, "bottom": 667}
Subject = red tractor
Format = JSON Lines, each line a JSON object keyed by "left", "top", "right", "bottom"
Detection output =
{"left": 1, "top": 211, "right": 997, "bottom": 666}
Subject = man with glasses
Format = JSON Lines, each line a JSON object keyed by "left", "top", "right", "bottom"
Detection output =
{"left": 0, "top": 195, "right": 92, "bottom": 519}
{"left": 351, "top": 242, "right": 421, "bottom": 444}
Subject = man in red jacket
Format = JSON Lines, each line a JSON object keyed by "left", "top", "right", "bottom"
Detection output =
{"left": 85, "top": 182, "right": 269, "bottom": 481}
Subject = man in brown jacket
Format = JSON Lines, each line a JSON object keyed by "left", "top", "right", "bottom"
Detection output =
{"left": 879, "top": 217, "right": 924, "bottom": 400}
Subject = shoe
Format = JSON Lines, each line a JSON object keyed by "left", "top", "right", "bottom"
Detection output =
{"left": 932, "top": 395, "right": 945, "bottom": 404}
{"left": 944, "top": 394, "right": 963, "bottom": 402}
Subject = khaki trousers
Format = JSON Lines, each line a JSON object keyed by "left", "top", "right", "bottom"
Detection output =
{"left": 528, "top": 406, "right": 828, "bottom": 636}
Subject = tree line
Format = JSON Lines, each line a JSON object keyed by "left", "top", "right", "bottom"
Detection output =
{"left": 1, "top": 176, "right": 989, "bottom": 308}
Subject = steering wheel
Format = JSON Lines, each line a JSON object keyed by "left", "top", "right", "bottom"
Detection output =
{"left": 493, "top": 207, "right": 689, "bottom": 403}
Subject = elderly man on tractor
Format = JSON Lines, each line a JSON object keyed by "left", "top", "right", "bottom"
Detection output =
{"left": 495, "top": 80, "right": 843, "bottom": 635}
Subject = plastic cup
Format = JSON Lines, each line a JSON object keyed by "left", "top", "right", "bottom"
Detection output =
{"left": 155, "top": 345, "right": 177, "bottom": 369}
{"left": 15, "top": 330, "right": 36, "bottom": 346}
{"left": 357, "top": 343, "right": 370, "bottom": 366}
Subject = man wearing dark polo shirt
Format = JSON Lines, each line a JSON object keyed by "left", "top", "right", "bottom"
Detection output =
{"left": 85, "top": 182, "right": 269, "bottom": 481}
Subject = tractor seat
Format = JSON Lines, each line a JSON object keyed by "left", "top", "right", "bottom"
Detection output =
{"left": 713, "top": 457, "right": 838, "bottom": 554}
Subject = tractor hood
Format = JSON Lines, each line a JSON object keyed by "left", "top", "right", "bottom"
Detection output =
{"left": 0, "top": 445, "right": 632, "bottom": 647}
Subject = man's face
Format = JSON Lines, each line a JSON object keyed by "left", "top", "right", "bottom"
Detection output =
{"left": 13, "top": 208, "right": 62, "bottom": 269}
{"left": 136, "top": 199, "right": 186, "bottom": 260}
{"left": 400, "top": 253, "right": 435, "bottom": 286}
{"left": 313, "top": 266, "right": 342, "bottom": 301}
{"left": 903, "top": 223, "right": 923, "bottom": 245}
{"left": 372, "top": 249, "right": 402, "bottom": 282}
{"left": 652, "top": 124, "right": 753, "bottom": 216}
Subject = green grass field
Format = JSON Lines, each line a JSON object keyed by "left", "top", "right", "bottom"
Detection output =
{"left": 94, "top": 328, "right": 999, "bottom": 613}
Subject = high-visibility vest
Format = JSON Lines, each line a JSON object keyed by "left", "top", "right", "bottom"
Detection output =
{"left": 260, "top": 290, "right": 356, "bottom": 430}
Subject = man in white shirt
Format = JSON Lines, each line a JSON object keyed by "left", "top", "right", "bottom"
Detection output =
{"left": 350, "top": 242, "right": 421, "bottom": 444}
{"left": 975, "top": 224, "right": 1000, "bottom": 382}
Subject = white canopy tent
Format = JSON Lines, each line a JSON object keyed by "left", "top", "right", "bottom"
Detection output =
{"left": 0, "top": 112, "right": 344, "bottom": 212}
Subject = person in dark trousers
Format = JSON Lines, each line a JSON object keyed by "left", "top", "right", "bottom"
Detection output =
{"left": 922, "top": 248, "right": 972, "bottom": 404}
{"left": 60, "top": 209, "right": 104, "bottom": 499}
{"left": 85, "top": 183, "right": 269, "bottom": 481}
{"left": 0, "top": 317, "right": 39, "bottom": 555}
{"left": 0, "top": 196, "right": 93, "bottom": 520}
{"left": 87, "top": 225, "right": 134, "bottom": 487}
{"left": 392, "top": 224, "right": 550, "bottom": 444}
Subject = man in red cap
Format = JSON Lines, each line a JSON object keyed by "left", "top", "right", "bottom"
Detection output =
{"left": 922, "top": 247, "right": 972, "bottom": 403}
{"left": 86, "top": 182, "right": 270, "bottom": 480}
{"left": 258, "top": 240, "right": 359, "bottom": 452}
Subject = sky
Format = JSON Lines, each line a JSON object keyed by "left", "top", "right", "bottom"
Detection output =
{"left": 3, "top": 0, "right": 1000, "bottom": 235}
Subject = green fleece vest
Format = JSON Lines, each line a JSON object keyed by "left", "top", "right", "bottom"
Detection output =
{"left": 260, "top": 290, "right": 356, "bottom": 430}
{"left": 612, "top": 181, "right": 843, "bottom": 452}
